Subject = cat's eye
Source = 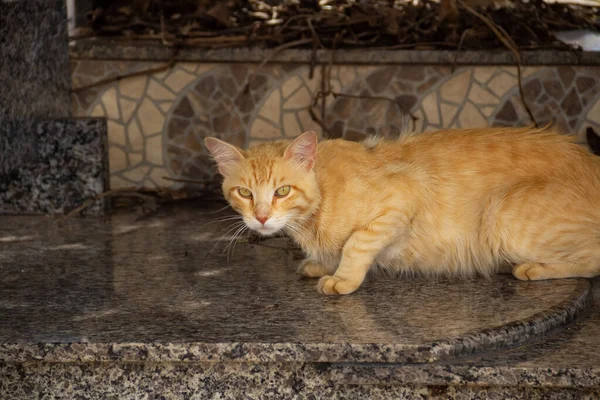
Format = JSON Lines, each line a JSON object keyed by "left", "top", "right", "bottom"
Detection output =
{"left": 275, "top": 186, "right": 291, "bottom": 197}
{"left": 238, "top": 187, "right": 252, "bottom": 198}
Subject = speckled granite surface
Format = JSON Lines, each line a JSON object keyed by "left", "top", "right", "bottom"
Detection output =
{"left": 0, "top": 0, "right": 71, "bottom": 120}
{"left": 0, "top": 204, "right": 598, "bottom": 399}
{"left": 0, "top": 119, "right": 109, "bottom": 215}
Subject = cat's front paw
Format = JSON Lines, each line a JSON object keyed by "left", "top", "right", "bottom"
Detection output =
{"left": 297, "top": 260, "right": 328, "bottom": 278}
{"left": 317, "top": 275, "right": 360, "bottom": 295}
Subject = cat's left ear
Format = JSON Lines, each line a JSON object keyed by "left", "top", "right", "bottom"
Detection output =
{"left": 284, "top": 131, "right": 318, "bottom": 171}
{"left": 204, "top": 137, "right": 244, "bottom": 177}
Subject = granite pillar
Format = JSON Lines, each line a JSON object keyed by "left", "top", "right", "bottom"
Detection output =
{"left": 0, "top": 0, "right": 108, "bottom": 214}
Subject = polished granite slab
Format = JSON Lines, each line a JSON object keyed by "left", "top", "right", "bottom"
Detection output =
{"left": 0, "top": 203, "right": 591, "bottom": 364}
{"left": 0, "top": 203, "right": 599, "bottom": 399}
{"left": 0, "top": 119, "right": 108, "bottom": 215}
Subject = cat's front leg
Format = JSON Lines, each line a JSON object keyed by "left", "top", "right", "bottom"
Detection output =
{"left": 297, "top": 259, "right": 329, "bottom": 278}
{"left": 317, "top": 220, "right": 402, "bottom": 295}
{"left": 298, "top": 256, "right": 337, "bottom": 278}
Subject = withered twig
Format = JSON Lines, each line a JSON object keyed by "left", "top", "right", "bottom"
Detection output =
{"left": 458, "top": 1, "right": 537, "bottom": 127}
{"left": 451, "top": 28, "right": 470, "bottom": 74}
{"left": 162, "top": 176, "right": 207, "bottom": 184}
{"left": 244, "top": 38, "right": 313, "bottom": 92}
{"left": 72, "top": 58, "right": 177, "bottom": 93}
{"left": 56, "top": 188, "right": 156, "bottom": 222}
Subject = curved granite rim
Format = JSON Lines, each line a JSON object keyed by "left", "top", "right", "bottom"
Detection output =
{"left": 0, "top": 280, "right": 591, "bottom": 364}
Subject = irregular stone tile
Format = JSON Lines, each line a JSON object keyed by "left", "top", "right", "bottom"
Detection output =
{"left": 149, "top": 168, "right": 171, "bottom": 187}
{"left": 138, "top": 99, "right": 164, "bottom": 136}
{"left": 496, "top": 101, "right": 519, "bottom": 122}
{"left": 109, "top": 145, "right": 127, "bottom": 172}
{"left": 469, "top": 84, "right": 498, "bottom": 104}
{"left": 473, "top": 67, "right": 495, "bottom": 84}
{"left": 228, "top": 114, "right": 243, "bottom": 137}
{"left": 122, "top": 166, "right": 150, "bottom": 183}
{"left": 173, "top": 97, "right": 194, "bottom": 118}
{"left": 119, "top": 98, "right": 137, "bottom": 123}
{"left": 212, "top": 114, "right": 230, "bottom": 134}
{"left": 421, "top": 93, "right": 440, "bottom": 125}
{"left": 167, "top": 118, "right": 190, "bottom": 140}
{"left": 440, "top": 103, "right": 459, "bottom": 126}
{"left": 158, "top": 102, "right": 172, "bottom": 113}
{"left": 145, "top": 136, "right": 164, "bottom": 166}
{"left": 91, "top": 104, "right": 105, "bottom": 117}
{"left": 259, "top": 90, "right": 281, "bottom": 125}
{"left": 167, "top": 145, "right": 191, "bottom": 160}
{"left": 332, "top": 97, "right": 353, "bottom": 119}
{"left": 101, "top": 87, "right": 120, "bottom": 120}
{"left": 217, "top": 76, "right": 238, "bottom": 97}
{"left": 184, "top": 134, "right": 205, "bottom": 153}
{"left": 481, "top": 106, "right": 496, "bottom": 117}
{"left": 459, "top": 102, "right": 488, "bottom": 129}
{"left": 418, "top": 77, "right": 439, "bottom": 92}
{"left": 195, "top": 76, "right": 216, "bottom": 97}
{"left": 249, "top": 75, "right": 267, "bottom": 91}
{"left": 338, "top": 67, "right": 357, "bottom": 89}
{"left": 165, "top": 69, "right": 197, "bottom": 92}
{"left": 128, "top": 153, "right": 143, "bottom": 167}
{"left": 230, "top": 65, "right": 248, "bottom": 86}
{"left": 395, "top": 95, "right": 418, "bottom": 112}
{"left": 286, "top": 86, "right": 312, "bottom": 109}
{"left": 366, "top": 67, "right": 396, "bottom": 94}
{"left": 397, "top": 66, "right": 424, "bottom": 82}
{"left": 329, "top": 120, "right": 345, "bottom": 139}
{"left": 561, "top": 88, "right": 583, "bottom": 117}
{"left": 250, "top": 118, "right": 281, "bottom": 139}
{"left": 345, "top": 130, "right": 366, "bottom": 141}
{"left": 281, "top": 76, "right": 303, "bottom": 99}
{"left": 523, "top": 79, "right": 542, "bottom": 103}
{"left": 147, "top": 80, "right": 176, "bottom": 101}
{"left": 110, "top": 175, "right": 131, "bottom": 189}
{"left": 586, "top": 98, "right": 600, "bottom": 125}
{"left": 440, "top": 71, "right": 471, "bottom": 104}
{"left": 127, "top": 119, "right": 144, "bottom": 151}
{"left": 295, "top": 110, "right": 321, "bottom": 134}
{"left": 107, "top": 121, "right": 126, "bottom": 146}
{"left": 568, "top": 118, "right": 579, "bottom": 130}
{"left": 169, "top": 159, "right": 183, "bottom": 176}
{"left": 576, "top": 77, "right": 596, "bottom": 94}
{"left": 558, "top": 67, "right": 576, "bottom": 87}
{"left": 234, "top": 92, "right": 255, "bottom": 113}
{"left": 544, "top": 80, "right": 564, "bottom": 101}
{"left": 180, "top": 63, "right": 197, "bottom": 73}
{"left": 283, "top": 113, "right": 303, "bottom": 138}
{"left": 118, "top": 75, "right": 147, "bottom": 99}
{"left": 488, "top": 73, "right": 517, "bottom": 98}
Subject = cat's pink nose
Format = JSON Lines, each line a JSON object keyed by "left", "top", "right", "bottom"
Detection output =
{"left": 256, "top": 215, "right": 269, "bottom": 225}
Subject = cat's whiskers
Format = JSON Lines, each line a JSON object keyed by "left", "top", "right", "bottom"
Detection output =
{"left": 193, "top": 215, "right": 243, "bottom": 234}
{"left": 203, "top": 221, "right": 247, "bottom": 266}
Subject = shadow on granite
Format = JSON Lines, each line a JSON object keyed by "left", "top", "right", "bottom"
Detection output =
{"left": 0, "top": 203, "right": 592, "bottom": 366}
{"left": 0, "top": 119, "right": 108, "bottom": 215}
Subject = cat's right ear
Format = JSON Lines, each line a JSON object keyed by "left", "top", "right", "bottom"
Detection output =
{"left": 284, "top": 131, "right": 318, "bottom": 171}
{"left": 204, "top": 137, "right": 244, "bottom": 177}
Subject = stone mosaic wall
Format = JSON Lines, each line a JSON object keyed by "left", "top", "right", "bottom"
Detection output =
{"left": 71, "top": 61, "right": 600, "bottom": 190}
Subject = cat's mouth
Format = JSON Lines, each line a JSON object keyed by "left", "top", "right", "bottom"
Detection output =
{"left": 253, "top": 225, "right": 281, "bottom": 236}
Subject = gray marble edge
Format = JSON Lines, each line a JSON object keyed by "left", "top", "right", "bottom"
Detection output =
{"left": 68, "top": 39, "right": 600, "bottom": 65}
{"left": 0, "top": 280, "right": 590, "bottom": 364}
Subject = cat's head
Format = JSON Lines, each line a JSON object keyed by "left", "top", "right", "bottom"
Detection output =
{"left": 204, "top": 131, "right": 320, "bottom": 236}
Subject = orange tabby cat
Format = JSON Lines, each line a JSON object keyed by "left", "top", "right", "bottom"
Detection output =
{"left": 205, "top": 126, "right": 600, "bottom": 295}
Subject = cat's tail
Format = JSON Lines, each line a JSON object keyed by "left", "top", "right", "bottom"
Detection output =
{"left": 586, "top": 127, "right": 600, "bottom": 156}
